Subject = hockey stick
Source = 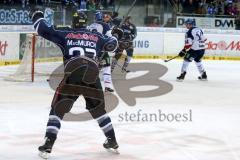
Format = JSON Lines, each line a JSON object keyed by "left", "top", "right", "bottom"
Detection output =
{"left": 116, "top": 0, "right": 122, "bottom": 12}
{"left": 119, "top": 0, "right": 137, "bottom": 27}
{"left": 164, "top": 55, "right": 179, "bottom": 62}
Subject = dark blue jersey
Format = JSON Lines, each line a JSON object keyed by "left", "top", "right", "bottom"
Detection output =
{"left": 121, "top": 22, "right": 137, "bottom": 41}
{"left": 33, "top": 18, "right": 118, "bottom": 63}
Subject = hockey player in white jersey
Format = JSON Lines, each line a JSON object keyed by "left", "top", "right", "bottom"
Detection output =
{"left": 177, "top": 19, "right": 207, "bottom": 81}
{"left": 88, "top": 12, "right": 115, "bottom": 92}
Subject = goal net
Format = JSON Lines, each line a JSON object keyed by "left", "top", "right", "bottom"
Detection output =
{"left": 4, "top": 33, "right": 63, "bottom": 82}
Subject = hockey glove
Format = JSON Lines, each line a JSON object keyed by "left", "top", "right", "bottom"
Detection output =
{"left": 119, "top": 40, "right": 130, "bottom": 50}
{"left": 29, "top": 8, "right": 44, "bottom": 23}
{"left": 178, "top": 49, "right": 186, "bottom": 57}
{"left": 111, "top": 27, "right": 123, "bottom": 40}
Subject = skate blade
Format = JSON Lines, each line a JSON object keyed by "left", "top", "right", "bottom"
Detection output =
{"left": 105, "top": 148, "right": 120, "bottom": 154}
{"left": 105, "top": 89, "right": 114, "bottom": 93}
{"left": 105, "top": 91, "right": 115, "bottom": 93}
{"left": 176, "top": 79, "right": 184, "bottom": 82}
{"left": 198, "top": 78, "right": 208, "bottom": 81}
{"left": 39, "top": 151, "right": 50, "bottom": 159}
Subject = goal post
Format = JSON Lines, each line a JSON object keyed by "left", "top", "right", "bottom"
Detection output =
{"left": 4, "top": 33, "right": 63, "bottom": 82}
{"left": 32, "top": 33, "right": 36, "bottom": 82}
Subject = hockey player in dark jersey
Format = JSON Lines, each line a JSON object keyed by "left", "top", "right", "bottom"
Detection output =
{"left": 111, "top": 16, "right": 137, "bottom": 72}
{"left": 177, "top": 19, "right": 207, "bottom": 81}
{"left": 30, "top": 10, "right": 123, "bottom": 159}
{"left": 88, "top": 12, "right": 114, "bottom": 92}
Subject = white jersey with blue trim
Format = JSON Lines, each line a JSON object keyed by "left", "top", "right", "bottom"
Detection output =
{"left": 185, "top": 27, "right": 206, "bottom": 50}
{"left": 88, "top": 21, "right": 112, "bottom": 37}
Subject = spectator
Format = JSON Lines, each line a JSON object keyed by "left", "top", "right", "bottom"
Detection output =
{"left": 21, "top": 0, "right": 29, "bottom": 8}
{"left": 205, "top": 0, "right": 214, "bottom": 4}
{"left": 34, "top": 0, "right": 43, "bottom": 5}
{"left": 148, "top": 17, "right": 159, "bottom": 27}
{"left": 94, "top": 0, "right": 102, "bottom": 10}
{"left": 179, "top": 0, "right": 240, "bottom": 16}
{"left": 192, "top": 0, "right": 201, "bottom": 14}
{"left": 195, "top": 0, "right": 207, "bottom": 14}
{"left": 87, "top": 0, "right": 96, "bottom": 11}
{"left": 225, "top": 3, "right": 239, "bottom": 15}
{"left": 3, "top": 0, "right": 14, "bottom": 4}
{"left": 207, "top": 2, "right": 217, "bottom": 15}
{"left": 79, "top": 0, "right": 87, "bottom": 11}
{"left": 181, "top": 0, "right": 195, "bottom": 13}
{"left": 101, "top": 0, "right": 115, "bottom": 10}
{"left": 216, "top": 1, "right": 225, "bottom": 15}
{"left": 226, "top": 0, "right": 233, "bottom": 4}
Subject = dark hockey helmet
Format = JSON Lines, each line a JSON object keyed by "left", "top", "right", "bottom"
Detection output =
{"left": 72, "top": 11, "right": 87, "bottom": 29}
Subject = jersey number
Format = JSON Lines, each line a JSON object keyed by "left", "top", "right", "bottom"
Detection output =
{"left": 69, "top": 47, "right": 96, "bottom": 58}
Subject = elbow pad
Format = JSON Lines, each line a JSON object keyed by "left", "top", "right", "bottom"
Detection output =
{"left": 103, "top": 37, "right": 118, "bottom": 52}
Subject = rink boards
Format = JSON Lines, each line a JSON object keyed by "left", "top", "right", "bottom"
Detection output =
{"left": 0, "top": 27, "right": 240, "bottom": 66}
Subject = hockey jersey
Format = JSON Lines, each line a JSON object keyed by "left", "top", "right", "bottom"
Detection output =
{"left": 121, "top": 22, "right": 137, "bottom": 41}
{"left": 185, "top": 27, "right": 207, "bottom": 50}
{"left": 33, "top": 18, "right": 118, "bottom": 63}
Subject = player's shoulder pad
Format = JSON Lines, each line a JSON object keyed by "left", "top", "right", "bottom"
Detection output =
{"left": 103, "top": 36, "right": 118, "bottom": 52}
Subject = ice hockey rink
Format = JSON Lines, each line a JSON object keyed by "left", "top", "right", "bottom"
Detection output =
{"left": 0, "top": 59, "right": 240, "bottom": 160}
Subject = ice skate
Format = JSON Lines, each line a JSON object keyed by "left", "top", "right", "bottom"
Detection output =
{"left": 198, "top": 71, "right": 207, "bottom": 81}
{"left": 38, "top": 137, "right": 55, "bottom": 159}
{"left": 122, "top": 68, "right": 130, "bottom": 73}
{"left": 105, "top": 87, "right": 114, "bottom": 92}
{"left": 176, "top": 71, "right": 186, "bottom": 81}
{"left": 121, "top": 66, "right": 130, "bottom": 73}
{"left": 103, "top": 137, "right": 119, "bottom": 154}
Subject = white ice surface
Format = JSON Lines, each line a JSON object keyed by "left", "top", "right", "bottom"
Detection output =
{"left": 0, "top": 59, "right": 240, "bottom": 160}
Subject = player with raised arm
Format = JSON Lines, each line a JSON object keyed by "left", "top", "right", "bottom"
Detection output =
{"left": 111, "top": 16, "right": 137, "bottom": 73}
{"left": 30, "top": 9, "right": 123, "bottom": 159}
{"left": 177, "top": 19, "right": 207, "bottom": 81}
{"left": 88, "top": 11, "right": 115, "bottom": 92}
